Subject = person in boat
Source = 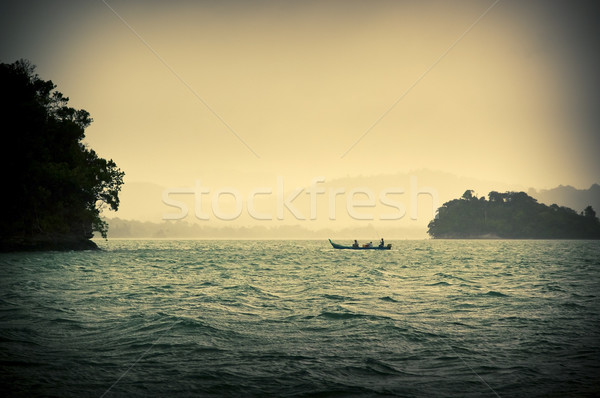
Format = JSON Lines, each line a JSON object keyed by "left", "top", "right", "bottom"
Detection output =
{"left": 379, "top": 238, "right": 385, "bottom": 248}
{"left": 352, "top": 240, "right": 359, "bottom": 248}
{"left": 363, "top": 241, "right": 373, "bottom": 248}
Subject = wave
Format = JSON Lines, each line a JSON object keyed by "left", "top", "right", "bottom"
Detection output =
{"left": 433, "top": 272, "right": 474, "bottom": 284}
{"left": 321, "top": 294, "right": 353, "bottom": 301}
{"left": 316, "top": 310, "right": 393, "bottom": 323}
{"left": 427, "top": 281, "right": 452, "bottom": 286}
{"left": 379, "top": 296, "right": 398, "bottom": 302}
{"left": 482, "top": 290, "right": 509, "bottom": 297}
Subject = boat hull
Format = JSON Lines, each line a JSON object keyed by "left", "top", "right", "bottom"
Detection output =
{"left": 329, "top": 239, "right": 391, "bottom": 250}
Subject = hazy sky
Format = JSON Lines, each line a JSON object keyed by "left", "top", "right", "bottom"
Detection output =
{"left": 2, "top": 0, "right": 599, "bottom": 191}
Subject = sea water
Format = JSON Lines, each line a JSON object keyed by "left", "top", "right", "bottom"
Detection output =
{"left": 0, "top": 240, "right": 599, "bottom": 397}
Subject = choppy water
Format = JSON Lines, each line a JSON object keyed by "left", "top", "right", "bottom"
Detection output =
{"left": 1, "top": 240, "right": 599, "bottom": 397}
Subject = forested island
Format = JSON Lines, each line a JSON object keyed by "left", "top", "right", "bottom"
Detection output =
{"left": 428, "top": 190, "right": 600, "bottom": 239}
{"left": 0, "top": 60, "right": 124, "bottom": 251}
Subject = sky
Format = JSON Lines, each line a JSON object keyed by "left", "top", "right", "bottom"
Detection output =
{"left": 1, "top": 1, "right": 599, "bottom": 201}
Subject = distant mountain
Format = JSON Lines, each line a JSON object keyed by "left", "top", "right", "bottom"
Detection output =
{"left": 528, "top": 184, "right": 600, "bottom": 213}
{"left": 102, "top": 218, "right": 428, "bottom": 240}
{"left": 104, "top": 172, "right": 599, "bottom": 239}
{"left": 107, "top": 170, "right": 523, "bottom": 227}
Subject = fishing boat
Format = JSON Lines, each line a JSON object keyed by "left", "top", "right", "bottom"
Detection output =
{"left": 328, "top": 239, "right": 392, "bottom": 250}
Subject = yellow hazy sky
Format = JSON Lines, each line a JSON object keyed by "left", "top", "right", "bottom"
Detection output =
{"left": 2, "top": 0, "right": 599, "bottom": 190}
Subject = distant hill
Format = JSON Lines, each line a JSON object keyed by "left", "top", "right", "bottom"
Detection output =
{"left": 104, "top": 172, "right": 599, "bottom": 239}
{"left": 102, "top": 218, "right": 428, "bottom": 240}
{"left": 107, "top": 170, "right": 523, "bottom": 227}
{"left": 528, "top": 184, "right": 600, "bottom": 213}
{"left": 428, "top": 190, "right": 600, "bottom": 239}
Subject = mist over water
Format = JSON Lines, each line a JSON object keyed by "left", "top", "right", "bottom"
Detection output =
{"left": 1, "top": 240, "right": 599, "bottom": 397}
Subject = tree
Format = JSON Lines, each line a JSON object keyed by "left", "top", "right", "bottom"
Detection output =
{"left": 462, "top": 189, "right": 475, "bottom": 201}
{"left": 583, "top": 205, "right": 597, "bottom": 220}
{"left": 488, "top": 191, "right": 505, "bottom": 203}
{"left": 428, "top": 190, "right": 600, "bottom": 239}
{"left": 0, "top": 59, "right": 124, "bottom": 250}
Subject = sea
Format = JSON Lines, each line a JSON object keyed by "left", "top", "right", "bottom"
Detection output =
{"left": 1, "top": 239, "right": 599, "bottom": 397}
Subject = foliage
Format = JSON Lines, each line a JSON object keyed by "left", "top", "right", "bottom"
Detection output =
{"left": 428, "top": 190, "right": 600, "bottom": 239}
{"left": 0, "top": 60, "right": 124, "bottom": 249}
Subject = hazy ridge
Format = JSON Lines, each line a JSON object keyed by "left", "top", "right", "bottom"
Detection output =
{"left": 103, "top": 171, "right": 599, "bottom": 239}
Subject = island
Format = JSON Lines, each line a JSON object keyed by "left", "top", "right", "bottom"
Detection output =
{"left": 0, "top": 60, "right": 124, "bottom": 251}
{"left": 427, "top": 190, "right": 600, "bottom": 239}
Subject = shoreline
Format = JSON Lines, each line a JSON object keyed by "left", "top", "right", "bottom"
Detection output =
{"left": 1, "top": 237, "right": 99, "bottom": 252}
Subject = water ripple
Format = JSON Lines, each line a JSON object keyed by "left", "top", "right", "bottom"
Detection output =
{"left": 1, "top": 239, "right": 599, "bottom": 397}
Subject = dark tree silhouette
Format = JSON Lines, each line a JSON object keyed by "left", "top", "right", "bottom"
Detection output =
{"left": 428, "top": 190, "right": 600, "bottom": 239}
{"left": 0, "top": 59, "right": 124, "bottom": 251}
{"left": 583, "top": 205, "right": 596, "bottom": 219}
{"left": 461, "top": 189, "right": 475, "bottom": 201}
